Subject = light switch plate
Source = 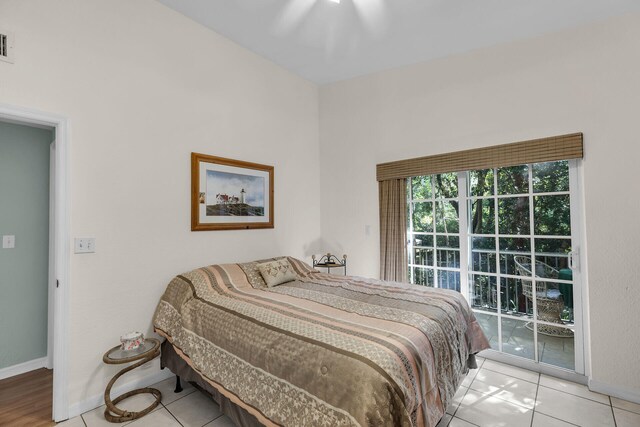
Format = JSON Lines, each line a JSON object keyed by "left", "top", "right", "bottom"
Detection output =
{"left": 74, "top": 237, "right": 96, "bottom": 254}
{"left": 2, "top": 235, "right": 15, "bottom": 249}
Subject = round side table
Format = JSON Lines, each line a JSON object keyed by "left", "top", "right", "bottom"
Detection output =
{"left": 102, "top": 337, "right": 162, "bottom": 423}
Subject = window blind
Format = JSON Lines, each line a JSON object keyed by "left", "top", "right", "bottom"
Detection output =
{"left": 376, "top": 133, "right": 583, "bottom": 182}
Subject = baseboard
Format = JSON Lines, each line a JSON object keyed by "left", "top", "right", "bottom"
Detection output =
{"left": 67, "top": 369, "right": 173, "bottom": 420}
{"left": 0, "top": 357, "right": 48, "bottom": 380}
{"left": 589, "top": 378, "right": 640, "bottom": 404}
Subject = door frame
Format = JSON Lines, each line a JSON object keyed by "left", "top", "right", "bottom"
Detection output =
{"left": 0, "top": 103, "right": 70, "bottom": 422}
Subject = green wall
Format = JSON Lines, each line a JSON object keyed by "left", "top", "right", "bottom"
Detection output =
{"left": 0, "top": 121, "right": 53, "bottom": 370}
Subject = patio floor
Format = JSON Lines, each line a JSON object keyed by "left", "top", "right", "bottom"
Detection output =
{"left": 474, "top": 312, "right": 575, "bottom": 370}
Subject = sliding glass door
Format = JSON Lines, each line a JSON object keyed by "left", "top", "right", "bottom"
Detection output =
{"left": 408, "top": 160, "right": 583, "bottom": 373}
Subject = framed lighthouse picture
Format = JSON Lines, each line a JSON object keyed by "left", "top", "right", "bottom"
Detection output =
{"left": 191, "top": 153, "right": 274, "bottom": 231}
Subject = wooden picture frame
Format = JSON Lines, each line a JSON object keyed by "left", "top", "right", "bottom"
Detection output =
{"left": 191, "top": 153, "right": 274, "bottom": 231}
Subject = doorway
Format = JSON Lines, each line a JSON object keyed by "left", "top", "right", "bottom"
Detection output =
{"left": 0, "top": 104, "right": 70, "bottom": 422}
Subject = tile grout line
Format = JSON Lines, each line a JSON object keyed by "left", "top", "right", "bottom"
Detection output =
{"left": 610, "top": 395, "right": 618, "bottom": 427}
{"left": 452, "top": 415, "right": 481, "bottom": 427}
{"left": 610, "top": 403, "right": 640, "bottom": 416}
{"left": 537, "top": 384, "right": 612, "bottom": 406}
{"left": 447, "top": 360, "right": 483, "bottom": 426}
{"left": 203, "top": 413, "right": 226, "bottom": 427}
{"left": 452, "top": 367, "right": 502, "bottom": 427}
{"left": 160, "top": 386, "right": 224, "bottom": 427}
{"left": 161, "top": 399, "right": 185, "bottom": 427}
{"left": 465, "top": 382, "right": 536, "bottom": 412}
{"left": 455, "top": 360, "right": 628, "bottom": 427}
{"left": 465, "top": 371, "right": 539, "bottom": 413}
{"left": 463, "top": 362, "right": 622, "bottom": 427}
{"left": 162, "top": 387, "right": 197, "bottom": 407}
{"left": 530, "top": 371, "right": 582, "bottom": 427}
{"left": 480, "top": 365, "right": 539, "bottom": 385}
{"left": 529, "top": 372, "right": 540, "bottom": 427}
{"left": 158, "top": 382, "right": 204, "bottom": 427}
{"left": 615, "top": 406, "right": 640, "bottom": 417}
{"left": 450, "top": 385, "right": 469, "bottom": 418}
{"left": 452, "top": 413, "right": 481, "bottom": 427}
{"left": 534, "top": 412, "right": 582, "bottom": 427}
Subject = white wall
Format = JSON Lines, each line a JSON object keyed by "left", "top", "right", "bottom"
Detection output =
{"left": 320, "top": 13, "right": 640, "bottom": 398}
{"left": 0, "top": 0, "right": 320, "bottom": 411}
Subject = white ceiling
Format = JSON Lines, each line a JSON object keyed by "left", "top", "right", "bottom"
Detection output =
{"left": 157, "top": 0, "right": 640, "bottom": 84}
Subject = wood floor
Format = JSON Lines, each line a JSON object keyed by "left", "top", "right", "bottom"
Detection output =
{"left": 0, "top": 368, "right": 55, "bottom": 427}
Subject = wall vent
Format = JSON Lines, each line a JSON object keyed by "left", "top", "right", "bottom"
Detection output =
{"left": 0, "top": 30, "right": 15, "bottom": 63}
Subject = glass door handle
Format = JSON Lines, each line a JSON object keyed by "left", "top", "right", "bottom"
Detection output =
{"left": 568, "top": 250, "right": 579, "bottom": 271}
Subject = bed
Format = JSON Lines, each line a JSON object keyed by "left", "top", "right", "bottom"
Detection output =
{"left": 153, "top": 257, "right": 489, "bottom": 427}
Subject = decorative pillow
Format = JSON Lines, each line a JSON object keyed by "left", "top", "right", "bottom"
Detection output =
{"left": 238, "top": 260, "right": 270, "bottom": 289}
{"left": 257, "top": 259, "right": 297, "bottom": 287}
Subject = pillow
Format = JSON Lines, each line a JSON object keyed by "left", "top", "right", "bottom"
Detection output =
{"left": 257, "top": 259, "right": 297, "bottom": 287}
{"left": 238, "top": 260, "right": 270, "bottom": 289}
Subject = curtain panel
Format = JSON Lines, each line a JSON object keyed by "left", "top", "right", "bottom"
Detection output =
{"left": 379, "top": 179, "right": 408, "bottom": 282}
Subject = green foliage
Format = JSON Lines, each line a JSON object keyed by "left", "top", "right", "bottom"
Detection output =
{"left": 434, "top": 173, "right": 458, "bottom": 198}
{"left": 410, "top": 163, "right": 571, "bottom": 240}
{"left": 412, "top": 267, "right": 434, "bottom": 286}
{"left": 499, "top": 237, "right": 531, "bottom": 252}
{"left": 436, "top": 200, "right": 459, "bottom": 233}
{"left": 413, "top": 247, "right": 434, "bottom": 266}
{"left": 535, "top": 238, "right": 571, "bottom": 254}
{"left": 497, "top": 165, "right": 529, "bottom": 195}
{"left": 411, "top": 202, "right": 433, "bottom": 232}
{"left": 436, "top": 235, "right": 459, "bottom": 248}
{"left": 409, "top": 161, "right": 573, "bottom": 306}
{"left": 412, "top": 234, "right": 434, "bottom": 247}
{"left": 534, "top": 195, "right": 571, "bottom": 235}
{"left": 469, "top": 169, "right": 494, "bottom": 196}
{"left": 533, "top": 161, "right": 569, "bottom": 193}
{"left": 498, "top": 197, "right": 530, "bottom": 235}
{"left": 411, "top": 176, "right": 432, "bottom": 200}
{"left": 471, "top": 199, "right": 495, "bottom": 234}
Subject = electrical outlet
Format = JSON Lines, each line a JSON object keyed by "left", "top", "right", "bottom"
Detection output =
{"left": 74, "top": 237, "right": 96, "bottom": 254}
{"left": 2, "top": 235, "right": 15, "bottom": 249}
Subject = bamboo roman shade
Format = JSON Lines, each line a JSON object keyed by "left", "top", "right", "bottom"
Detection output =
{"left": 376, "top": 133, "right": 583, "bottom": 181}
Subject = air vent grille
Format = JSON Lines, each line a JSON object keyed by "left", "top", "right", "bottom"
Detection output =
{"left": 0, "top": 31, "right": 14, "bottom": 63}
{"left": 0, "top": 34, "right": 7, "bottom": 58}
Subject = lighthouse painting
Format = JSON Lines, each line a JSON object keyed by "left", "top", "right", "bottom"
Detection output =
{"left": 192, "top": 153, "right": 274, "bottom": 231}
{"left": 205, "top": 170, "right": 265, "bottom": 217}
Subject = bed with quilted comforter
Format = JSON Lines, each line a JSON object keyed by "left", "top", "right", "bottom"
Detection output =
{"left": 153, "top": 257, "right": 489, "bottom": 427}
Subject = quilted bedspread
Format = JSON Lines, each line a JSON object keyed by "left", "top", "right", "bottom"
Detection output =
{"left": 153, "top": 257, "right": 489, "bottom": 427}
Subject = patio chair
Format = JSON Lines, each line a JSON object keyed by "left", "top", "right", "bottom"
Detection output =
{"left": 513, "top": 256, "right": 573, "bottom": 337}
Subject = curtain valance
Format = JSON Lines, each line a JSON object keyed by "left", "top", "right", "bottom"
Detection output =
{"left": 376, "top": 133, "right": 583, "bottom": 181}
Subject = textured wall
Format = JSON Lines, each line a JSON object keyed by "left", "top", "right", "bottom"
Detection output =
{"left": 320, "top": 13, "right": 640, "bottom": 398}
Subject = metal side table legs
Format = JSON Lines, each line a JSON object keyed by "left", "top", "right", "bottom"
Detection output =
{"left": 102, "top": 338, "right": 162, "bottom": 423}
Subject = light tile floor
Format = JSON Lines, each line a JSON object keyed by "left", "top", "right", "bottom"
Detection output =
{"left": 57, "top": 377, "right": 233, "bottom": 427}
{"left": 442, "top": 357, "right": 640, "bottom": 427}
{"left": 58, "top": 360, "right": 640, "bottom": 427}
